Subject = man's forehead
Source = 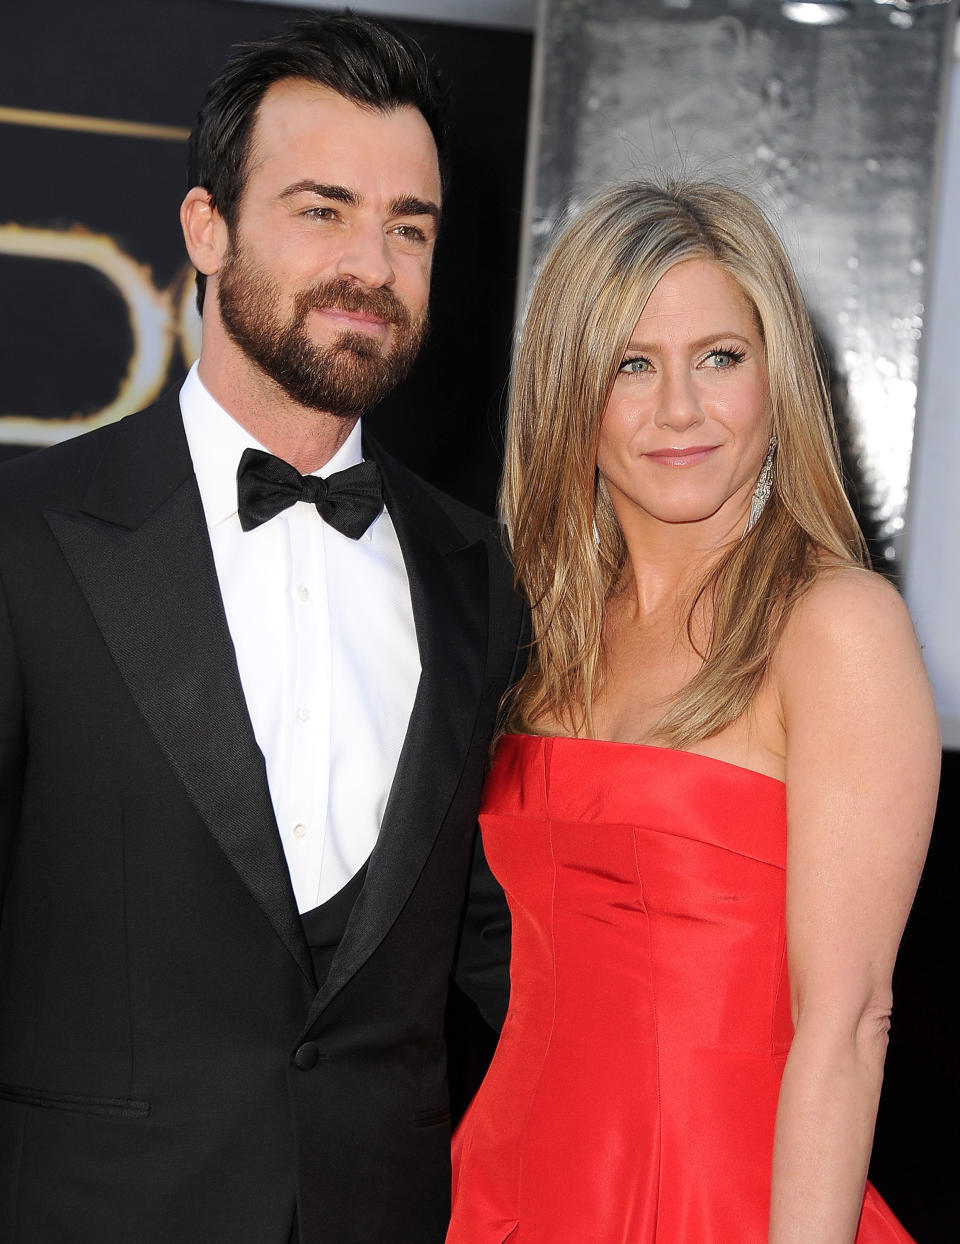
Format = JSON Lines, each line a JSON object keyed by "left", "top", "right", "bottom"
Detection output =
{"left": 247, "top": 78, "right": 438, "bottom": 174}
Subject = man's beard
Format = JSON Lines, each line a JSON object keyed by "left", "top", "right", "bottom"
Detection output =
{"left": 217, "top": 240, "right": 428, "bottom": 418}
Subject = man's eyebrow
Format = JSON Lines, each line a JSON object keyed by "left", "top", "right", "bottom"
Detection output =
{"left": 389, "top": 195, "right": 440, "bottom": 223}
{"left": 277, "top": 181, "right": 359, "bottom": 206}
{"left": 275, "top": 183, "right": 439, "bottom": 224}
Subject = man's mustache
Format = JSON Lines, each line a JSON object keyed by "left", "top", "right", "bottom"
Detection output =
{"left": 295, "top": 278, "right": 411, "bottom": 329}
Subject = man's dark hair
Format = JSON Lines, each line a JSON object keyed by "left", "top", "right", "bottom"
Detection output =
{"left": 187, "top": 11, "right": 448, "bottom": 310}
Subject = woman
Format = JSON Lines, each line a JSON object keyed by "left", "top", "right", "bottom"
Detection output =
{"left": 446, "top": 181, "right": 939, "bottom": 1243}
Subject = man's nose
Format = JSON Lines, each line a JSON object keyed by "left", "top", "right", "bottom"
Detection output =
{"left": 335, "top": 222, "right": 396, "bottom": 288}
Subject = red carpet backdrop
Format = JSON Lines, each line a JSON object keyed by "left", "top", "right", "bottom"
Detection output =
{"left": 1, "top": 1, "right": 955, "bottom": 1238}
{"left": 0, "top": 0, "right": 532, "bottom": 514}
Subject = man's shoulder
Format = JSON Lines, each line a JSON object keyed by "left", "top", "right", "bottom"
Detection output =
{"left": 367, "top": 435, "right": 504, "bottom": 551}
{"left": 0, "top": 422, "right": 117, "bottom": 494}
{"left": 0, "top": 394, "right": 184, "bottom": 514}
{"left": 369, "top": 440, "right": 526, "bottom": 645}
{"left": 407, "top": 468, "right": 501, "bottom": 545}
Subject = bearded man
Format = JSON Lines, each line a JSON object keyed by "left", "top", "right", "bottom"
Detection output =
{"left": 0, "top": 14, "right": 523, "bottom": 1244}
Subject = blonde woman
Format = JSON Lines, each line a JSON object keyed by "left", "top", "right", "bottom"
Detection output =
{"left": 446, "top": 181, "right": 938, "bottom": 1243}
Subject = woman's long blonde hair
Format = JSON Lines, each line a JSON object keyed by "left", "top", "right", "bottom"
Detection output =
{"left": 501, "top": 179, "right": 868, "bottom": 747}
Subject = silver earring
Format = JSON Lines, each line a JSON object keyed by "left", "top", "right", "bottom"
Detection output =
{"left": 745, "top": 434, "right": 777, "bottom": 533}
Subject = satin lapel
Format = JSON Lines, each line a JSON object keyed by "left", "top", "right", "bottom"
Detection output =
{"left": 308, "top": 444, "right": 489, "bottom": 1018}
{"left": 45, "top": 397, "right": 312, "bottom": 983}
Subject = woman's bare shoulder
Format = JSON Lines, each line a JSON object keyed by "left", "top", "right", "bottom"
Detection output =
{"left": 771, "top": 563, "right": 938, "bottom": 766}
{"left": 778, "top": 565, "right": 918, "bottom": 669}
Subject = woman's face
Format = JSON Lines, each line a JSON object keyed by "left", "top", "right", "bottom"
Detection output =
{"left": 597, "top": 259, "right": 772, "bottom": 538}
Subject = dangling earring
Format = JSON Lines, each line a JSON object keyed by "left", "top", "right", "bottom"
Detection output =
{"left": 593, "top": 468, "right": 604, "bottom": 549}
{"left": 745, "top": 434, "right": 777, "bottom": 533}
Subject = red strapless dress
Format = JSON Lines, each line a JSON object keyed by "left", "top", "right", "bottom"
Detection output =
{"left": 447, "top": 734, "right": 914, "bottom": 1243}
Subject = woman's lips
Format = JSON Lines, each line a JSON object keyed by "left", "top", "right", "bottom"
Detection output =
{"left": 644, "top": 445, "right": 719, "bottom": 467}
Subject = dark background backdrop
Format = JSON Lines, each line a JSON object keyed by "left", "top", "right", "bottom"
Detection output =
{"left": 0, "top": 1, "right": 953, "bottom": 1237}
{"left": 0, "top": 0, "right": 530, "bottom": 513}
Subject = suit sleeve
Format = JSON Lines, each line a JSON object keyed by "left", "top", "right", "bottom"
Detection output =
{"left": 452, "top": 576, "right": 530, "bottom": 1032}
{"left": 0, "top": 567, "right": 25, "bottom": 900}
{"left": 452, "top": 826, "right": 512, "bottom": 1032}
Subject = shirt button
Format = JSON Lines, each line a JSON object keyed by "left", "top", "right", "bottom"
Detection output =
{"left": 292, "top": 823, "right": 308, "bottom": 839}
{"left": 297, "top": 585, "right": 310, "bottom": 601}
{"left": 297, "top": 707, "right": 311, "bottom": 723}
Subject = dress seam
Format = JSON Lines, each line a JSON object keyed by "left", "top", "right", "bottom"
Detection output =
{"left": 631, "top": 827, "right": 662, "bottom": 1237}
{"left": 619, "top": 818, "right": 786, "bottom": 871}
{"left": 514, "top": 737, "right": 561, "bottom": 1226}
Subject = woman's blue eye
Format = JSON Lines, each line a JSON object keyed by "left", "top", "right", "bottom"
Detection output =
{"left": 705, "top": 348, "right": 746, "bottom": 368}
{"left": 619, "top": 356, "right": 651, "bottom": 374}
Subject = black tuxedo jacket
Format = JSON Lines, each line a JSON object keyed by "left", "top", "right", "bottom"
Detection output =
{"left": 0, "top": 391, "right": 525, "bottom": 1243}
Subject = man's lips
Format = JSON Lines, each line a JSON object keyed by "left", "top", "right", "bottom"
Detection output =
{"left": 644, "top": 445, "right": 719, "bottom": 467}
{"left": 312, "top": 306, "right": 391, "bottom": 334}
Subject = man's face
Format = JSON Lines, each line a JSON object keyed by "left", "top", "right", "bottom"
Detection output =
{"left": 215, "top": 79, "right": 441, "bottom": 417}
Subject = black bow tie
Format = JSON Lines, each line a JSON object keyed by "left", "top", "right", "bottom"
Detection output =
{"left": 236, "top": 448, "right": 384, "bottom": 539}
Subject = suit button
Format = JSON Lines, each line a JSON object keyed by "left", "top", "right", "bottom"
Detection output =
{"left": 293, "top": 1042, "right": 320, "bottom": 1070}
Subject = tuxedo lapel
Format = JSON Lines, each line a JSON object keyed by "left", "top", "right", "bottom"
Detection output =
{"left": 45, "top": 395, "right": 313, "bottom": 983}
{"left": 307, "top": 442, "right": 489, "bottom": 1018}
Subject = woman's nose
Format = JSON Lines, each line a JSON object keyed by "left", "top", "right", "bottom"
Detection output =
{"left": 653, "top": 370, "right": 705, "bottom": 432}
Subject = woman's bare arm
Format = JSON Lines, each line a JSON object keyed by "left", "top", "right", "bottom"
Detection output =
{"left": 768, "top": 568, "right": 939, "bottom": 1244}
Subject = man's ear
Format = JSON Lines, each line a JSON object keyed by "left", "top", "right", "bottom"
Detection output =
{"left": 180, "top": 187, "right": 228, "bottom": 276}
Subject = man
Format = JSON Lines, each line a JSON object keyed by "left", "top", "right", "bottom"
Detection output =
{"left": 0, "top": 15, "right": 523, "bottom": 1243}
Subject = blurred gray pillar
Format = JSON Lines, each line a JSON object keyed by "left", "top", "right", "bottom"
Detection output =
{"left": 523, "top": 0, "right": 956, "bottom": 569}
{"left": 904, "top": 38, "right": 960, "bottom": 747}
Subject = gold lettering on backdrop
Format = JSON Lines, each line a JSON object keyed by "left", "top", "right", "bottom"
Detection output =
{"left": 0, "top": 105, "right": 195, "bottom": 444}
{"left": 0, "top": 225, "right": 200, "bottom": 445}
{"left": 0, "top": 105, "right": 191, "bottom": 142}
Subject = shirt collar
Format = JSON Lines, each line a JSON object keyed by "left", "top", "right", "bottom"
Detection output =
{"left": 179, "top": 362, "right": 365, "bottom": 529}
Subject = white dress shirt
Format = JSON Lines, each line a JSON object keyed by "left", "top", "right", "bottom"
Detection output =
{"left": 180, "top": 364, "right": 420, "bottom": 913}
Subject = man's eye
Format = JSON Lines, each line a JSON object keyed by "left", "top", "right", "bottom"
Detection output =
{"left": 391, "top": 224, "right": 427, "bottom": 242}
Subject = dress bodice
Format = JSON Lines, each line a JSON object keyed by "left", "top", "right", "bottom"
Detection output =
{"left": 480, "top": 734, "right": 793, "bottom": 1059}
{"left": 447, "top": 734, "right": 914, "bottom": 1244}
